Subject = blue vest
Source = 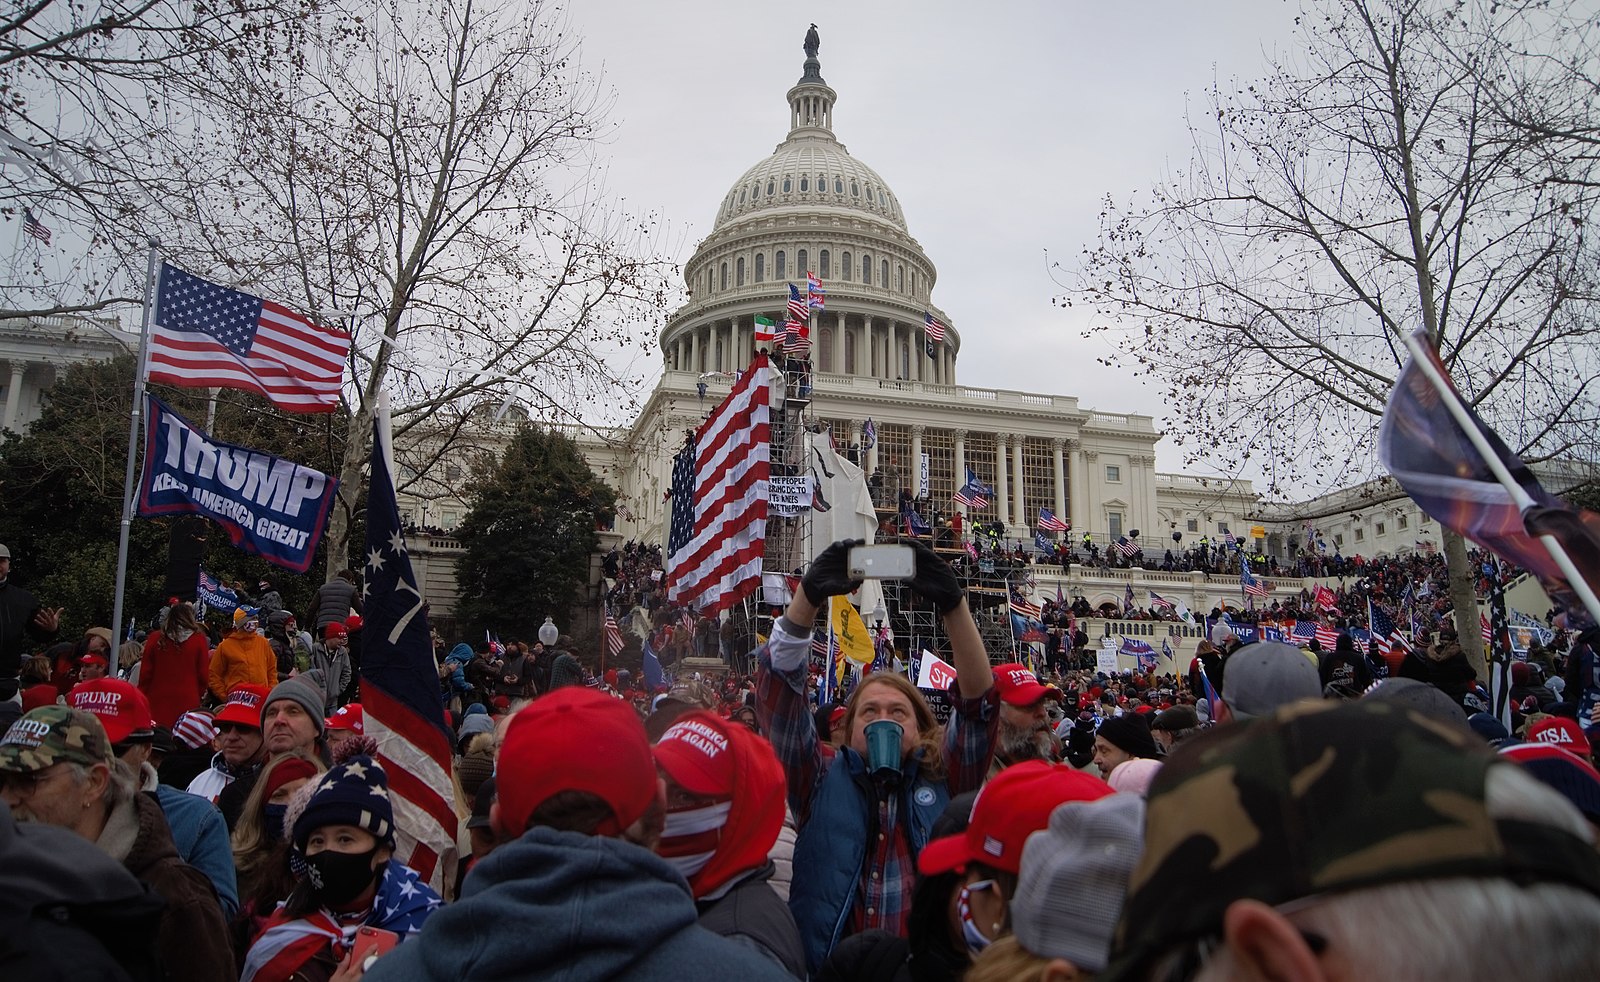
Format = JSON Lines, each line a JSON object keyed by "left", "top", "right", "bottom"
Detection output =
{"left": 788, "top": 747, "right": 947, "bottom": 975}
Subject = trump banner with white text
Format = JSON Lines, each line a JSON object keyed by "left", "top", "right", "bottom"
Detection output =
{"left": 137, "top": 396, "right": 338, "bottom": 573}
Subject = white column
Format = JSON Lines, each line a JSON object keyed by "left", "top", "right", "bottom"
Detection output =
{"left": 863, "top": 319, "right": 874, "bottom": 377}
{"left": 3, "top": 361, "right": 25, "bottom": 431}
{"left": 910, "top": 425, "right": 924, "bottom": 497}
{"left": 1052, "top": 438, "right": 1067, "bottom": 523}
{"left": 689, "top": 326, "right": 701, "bottom": 374}
{"left": 888, "top": 321, "right": 899, "bottom": 379}
{"left": 952, "top": 429, "right": 968, "bottom": 517}
{"left": 995, "top": 434, "right": 1009, "bottom": 530}
{"left": 1012, "top": 437, "right": 1026, "bottom": 528}
{"left": 1067, "top": 439, "right": 1085, "bottom": 532}
{"left": 832, "top": 314, "right": 843, "bottom": 376}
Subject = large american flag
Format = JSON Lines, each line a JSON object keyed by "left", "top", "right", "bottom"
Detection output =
{"left": 667, "top": 354, "right": 774, "bottom": 615}
{"left": 148, "top": 263, "right": 350, "bottom": 413}
{"left": 1037, "top": 507, "right": 1069, "bottom": 532}
{"left": 1368, "top": 600, "right": 1403, "bottom": 657}
{"left": 1315, "top": 623, "right": 1342, "bottom": 649}
{"left": 923, "top": 310, "right": 946, "bottom": 343}
{"left": 1113, "top": 535, "right": 1141, "bottom": 558}
{"left": 787, "top": 283, "right": 809, "bottom": 323}
{"left": 358, "top": 393, "right": 457, "bottom": 894}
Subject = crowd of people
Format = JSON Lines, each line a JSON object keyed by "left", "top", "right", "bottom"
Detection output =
{"left": 2, "top": 533, "right": 1599, "bottom": 980}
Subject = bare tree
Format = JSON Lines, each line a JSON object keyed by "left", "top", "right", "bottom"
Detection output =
{"left": 137, "top": 0, "right": 673, "bottom": 570}
{"left": 1063, "top": 0, "right": 1600, "bottom": 674}
{"left": 1, "top": 0, "right": 305, "bottom": 308}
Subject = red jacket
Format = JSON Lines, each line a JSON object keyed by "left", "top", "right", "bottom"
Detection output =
{"left": 138, "top": 629, "right": 211, "bottom": 727}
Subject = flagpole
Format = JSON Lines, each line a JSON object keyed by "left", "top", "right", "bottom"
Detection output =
{"left": 1401, "top": 333, "right": 1600, "bottom": 627}
{"left": 111, "top": 241, "right": 160, "bottom": 637}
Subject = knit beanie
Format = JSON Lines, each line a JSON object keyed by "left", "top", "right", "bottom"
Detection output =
{"left": 456, "top": 747, "right": 496, "bottom": 801}
{"left": 1096, "top": 714, "right": 1161, "bottom": 760}
{"left": 292, "top": 755, "right": 395, "bottom": 850}
{"left": 264, "top": 676, "right": 327, "bottom": 736}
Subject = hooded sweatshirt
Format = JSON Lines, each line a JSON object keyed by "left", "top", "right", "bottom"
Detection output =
{"left": 208, "top": 629, "right": 277, "bottom": 701}
{"left": 655, "top": 713, "right": 804, "bottom": 978}
{"left": 361, "top": 827, "right": 792, "bottom": 982}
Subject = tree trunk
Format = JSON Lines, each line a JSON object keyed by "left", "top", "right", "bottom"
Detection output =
{"left": 323, "top": 404, "right": 373, "bottom": 584}
{"left": 1441, "top": 528, "right": 1486, "bottom": 681}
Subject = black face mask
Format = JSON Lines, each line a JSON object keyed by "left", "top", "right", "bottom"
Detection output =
{"left": 305, "top": 847, "right": 380, "bottom": 907}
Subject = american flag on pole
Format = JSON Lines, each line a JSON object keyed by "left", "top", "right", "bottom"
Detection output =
{"left": 1368, "top": 600, "right": 1401, "bottom": 657}
{"left": 787, "top": 283, "right": 809, "bottom": 322}
{"left": 1037, "top": 507, "right": 1069, "bottom": 532}
{"left": 953, "top": 468, "right": 991, "bottom": 508}
{"left": 1147, "top": 590, "right": 1175, "bottom": 614}
{"left": 923, "top": 311, "right": 946, "bottom": 343}
{"left": 781, "top": 320, "right": 810, "bottom": 355}
{"left": 1240, "top": 557, "right": 1270, "bottom": 598}
{"left": 22, "top": 207, "right": 51, "bottom": 244}
{"left": 1223, "top": 528, "right": 1237, "bottom": 549}
{"left": 148, "top": 263, "right": 350, "bottom": 413}
{"left": 1315, "top": 623, "right": 1342, "bottom": 649}
{"left": 667, "top": 353, "right": 774, "bottom": 615}
{"left": 358, "top": 392, "right": 457, "bottom": 894}
{"left": 807, "top": 272, "right": 825, "bottom": 308}
{"left": 603, "top": 609, "right": 626, "bottom": 661}
{"left": 1113, "top": 535, "right": 1141, "bottom": 558}
{"left": 1009, "top": 596, "right": 1042, "bottom": 620}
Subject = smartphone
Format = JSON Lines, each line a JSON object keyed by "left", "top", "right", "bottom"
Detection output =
{"left": 354, "top": 926, "right": 401, "bottom": 970}
{"left": 848, "top": 543, "right": 915, "bottom": 579}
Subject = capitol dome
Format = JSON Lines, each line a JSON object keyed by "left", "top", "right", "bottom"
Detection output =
{"left": 662, "top": 48, "right": 958, "bottom": 387}
{"left": 712, "top": 121, "right": 908, "bottom": 233}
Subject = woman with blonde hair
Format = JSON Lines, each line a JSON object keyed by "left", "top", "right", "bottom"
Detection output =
{"left": 230, "top": 750, "right": 324, "bottom": 966}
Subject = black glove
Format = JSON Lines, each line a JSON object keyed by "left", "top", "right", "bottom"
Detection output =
{"left": 907, "top": 540, "right": 965, "bottom": 614}
{"left": 802, "top": 539, "right": 864, "bottom": 606}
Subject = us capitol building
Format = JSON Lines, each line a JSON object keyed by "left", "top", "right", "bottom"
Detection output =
{"left": 593, "top": 44, "right": 1263, "bottom": 557}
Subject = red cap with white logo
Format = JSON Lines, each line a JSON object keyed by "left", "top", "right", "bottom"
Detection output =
{"left": 1528, "top": 716, "right": 1591, "bottom": 757}
{"left": 991, "top": 663, "right": 1061, "bottom": 707}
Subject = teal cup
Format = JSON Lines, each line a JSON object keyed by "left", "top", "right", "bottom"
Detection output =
{"left": 864, "top": 719, "right": 904, "bottom": 777}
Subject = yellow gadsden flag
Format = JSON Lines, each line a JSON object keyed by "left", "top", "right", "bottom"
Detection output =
{"left": 830, "top": 597, "right": 875, "bottom": 686}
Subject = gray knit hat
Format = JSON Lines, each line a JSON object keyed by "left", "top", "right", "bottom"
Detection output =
{"left": 1220, "top": 642, "right": 1321, "bottom": 719}
{"left": 1013, "top": 792, "right": 1146, "bottom": 972}
{"left": 263, "top": 676, "right": 326, "bottom": 736}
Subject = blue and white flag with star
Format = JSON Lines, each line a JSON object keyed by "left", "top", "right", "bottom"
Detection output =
{"left": 359, "top": 392, "right": 457, "bottom": 894}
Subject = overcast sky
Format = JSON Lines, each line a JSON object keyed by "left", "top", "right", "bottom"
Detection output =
{"left": 567, "top": 0, "right": 1304, "bottom": 478}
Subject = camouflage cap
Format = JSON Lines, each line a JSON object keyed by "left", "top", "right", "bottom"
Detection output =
{"left": 1101, "top": 699, "right": 1600, "bottom": 982}
{"left": 0, "top": 705, "right": 115, "bottom": 774}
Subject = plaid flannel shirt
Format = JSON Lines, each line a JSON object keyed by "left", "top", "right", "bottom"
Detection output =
{"left": 755, "top": 616, "right": 997, "bottom": 941}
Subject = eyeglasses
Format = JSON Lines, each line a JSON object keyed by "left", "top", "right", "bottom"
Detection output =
{"left": 216, "top": 722, "right": 258, "bottom": 735}
{"left": 0, "top": 765, "right": 72, "bottom": 799}
{"left": 1153, "top": 925, "right": 1328, "bottom": 982}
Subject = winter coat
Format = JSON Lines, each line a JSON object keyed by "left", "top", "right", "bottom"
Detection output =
{"left": 0, "top": 577, "right": 55, "bottom": 677}
{"left": 309, "top": 579, "right": 361, "bottom": 634}
{"left": 140, "top": 764, "right": 239, "bottom": 919}
{"left": 0, "top": 797, "right": 166, "bottom": 982}
{"left": 207, "top": 631, "right": 276, "bottom": 701}
{"left": 99, "top": 789, "right": 235, "bottom": 982}
{"left": 697, "top": 864, "right": 806, "bottom": 978}
{"left": 308, "top": 645, "right": 351, "bottom": 714}
{"left": 442, "top": 644, "right": 473, "bottom": 695}
{"left": 361, "top": 828, "right": 792, "bottom": 982}
{"left": 138, "top": 629, "right": 210, "bottom": 728}
{"left": 789, "top": 748, "right": 947, "bottom": 975}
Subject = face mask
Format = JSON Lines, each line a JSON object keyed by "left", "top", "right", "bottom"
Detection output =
{"left": 658, "top": 800, "right": 731, "bottom": 880}
{"left": 958, "top": 879, "right": 998, "bottom": 957}
{"left": 263, "top": 803, "right": 288, "bottom": 843}
{"left": 305, "top": 847, "right": 380, "bottom": 907}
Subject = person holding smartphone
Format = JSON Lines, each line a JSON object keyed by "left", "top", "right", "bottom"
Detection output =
{"left": 755, "top": 538, "right": 999, "bottom": 975}
{"left": 241, "top": 755, "right": 441, "bottom": 982}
